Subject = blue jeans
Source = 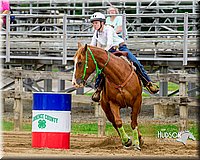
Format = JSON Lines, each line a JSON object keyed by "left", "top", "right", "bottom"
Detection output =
{"left": 95, "top": 74, "right": 102, "bottom": 88}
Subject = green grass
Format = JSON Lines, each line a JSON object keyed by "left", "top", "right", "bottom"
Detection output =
{"left": 74, "top": 122, "right": 199, "bottom": 140}
{"left": 2, "top": 120, "right": 199, "bottom": 140}
{"left": 3, "top": 120, "right": 14, "bottom": 131}
{"left": 168, "top": 82, "right": 179, "bottom": 91}
{"left": 2, "top": 120, "right": 31, "bottom": 131}
{"left": 72, "top": 123, "right": 99, "bottom": 134}
{"left": 84, "top": 92, "right": 93, "bottom": 96}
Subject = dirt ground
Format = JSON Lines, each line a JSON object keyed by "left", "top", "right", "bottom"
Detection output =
{"left": 2, "top": 131, "right": 199, "bottom": 159}
{"left": 2, "top": 99, "right": 199, "bottom": 159}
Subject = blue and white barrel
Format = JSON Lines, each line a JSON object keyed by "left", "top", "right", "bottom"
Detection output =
{"left": 32, "top": 92, "right": 71, "bottom": 149}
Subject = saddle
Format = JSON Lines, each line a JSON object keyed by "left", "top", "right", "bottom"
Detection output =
{"left": 113, "top": 51, "right": 136, "bottom": 70}
{"left": 112, "top": 51, "right": 128, "bottom": 57}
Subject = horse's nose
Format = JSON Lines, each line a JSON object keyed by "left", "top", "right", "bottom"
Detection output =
{"left": 72, "top": 78, "right": 84, "bottom": 88}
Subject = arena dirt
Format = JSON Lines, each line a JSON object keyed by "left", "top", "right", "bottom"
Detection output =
{"left": 2, "top": 131, "right": 199, "bottom": 159}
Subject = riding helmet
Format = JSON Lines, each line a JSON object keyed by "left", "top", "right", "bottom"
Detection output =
{"left": 90, "top": 12, "right": 106, "bottom": 23}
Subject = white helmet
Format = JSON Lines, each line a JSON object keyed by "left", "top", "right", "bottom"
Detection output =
{"left": 90, "top": 12, "right": 106, "bottom": 23}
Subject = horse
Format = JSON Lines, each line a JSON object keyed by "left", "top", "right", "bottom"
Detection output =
{"left": 72, "top": 42, "right": 143, "bottom": 150}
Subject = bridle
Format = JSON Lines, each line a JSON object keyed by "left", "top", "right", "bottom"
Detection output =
{"left": 81, "top": 47, "right": 110, "bottom": 83}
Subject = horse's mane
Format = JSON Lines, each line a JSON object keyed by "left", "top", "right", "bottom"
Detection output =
{"left": 75, "top": 44, "right": 123, "bottom": 61}
{"left": 74, "top": 46, "right": 83, "bottom": 60}
{"left": 87, "top": 45, "right": 104, "bottom": 51}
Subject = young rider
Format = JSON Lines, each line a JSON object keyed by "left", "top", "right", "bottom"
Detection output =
{"left": 90, "top": 12, "right": 159, "bottom": 102}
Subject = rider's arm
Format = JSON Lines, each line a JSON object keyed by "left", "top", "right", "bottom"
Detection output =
{"left": 104, "top": 26, "right": 114, "bottom": 51}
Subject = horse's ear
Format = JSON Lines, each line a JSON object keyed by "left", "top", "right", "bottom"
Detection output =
{"left": 78, "top": 42, "right": 82, "bottom": 48}
{"left": 84, "top": 44, "right": 88, "bottom": 52}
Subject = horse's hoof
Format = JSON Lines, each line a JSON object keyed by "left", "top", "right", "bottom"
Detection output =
{"left": 133, "top": 139, "right": 141, "bottom": 151}
{"left": 139, "top": 138, "right": 144, "bottom": 147}
{"left": 124, "top": 138, "right": 132, "bottom": 147}
{"left": 133, "top": 145, "right": 141, "bottom": 151}
{"left": 123, "top": 145, "right": 132, "bottom": 150}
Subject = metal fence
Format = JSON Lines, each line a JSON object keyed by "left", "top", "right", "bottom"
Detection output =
{"left": 0, "top": 13, "right": 198, "bottom": 65}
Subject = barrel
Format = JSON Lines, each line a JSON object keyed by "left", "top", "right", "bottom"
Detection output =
{"left": 32, "top": 92, "right": 71, "bottom": 149}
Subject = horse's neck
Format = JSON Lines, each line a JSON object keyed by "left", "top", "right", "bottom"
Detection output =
{"left": 93, "top": 49, "right": 131, "bottom": 83}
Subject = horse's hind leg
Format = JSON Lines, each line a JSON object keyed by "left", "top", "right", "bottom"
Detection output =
{"left": 131, "top": 96, "right": 142, "bottom": 150}
{"left": 108, "top": 101, "right": 132, "bottom": 147}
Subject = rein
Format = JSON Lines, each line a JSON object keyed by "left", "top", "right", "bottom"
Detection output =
{"left": 82, "top": 47, "right": 110, "bottom": 82}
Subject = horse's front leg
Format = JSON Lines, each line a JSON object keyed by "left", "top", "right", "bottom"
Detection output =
{"left": 109, "top": 101, "right": 132, "bottom": 148}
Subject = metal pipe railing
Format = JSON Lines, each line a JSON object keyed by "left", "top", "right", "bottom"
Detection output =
{"left": 183, "top": 12, "right": 189, "bottom": 66}
{"left": 1, "top": 13, "right": 198, "bottom": 65}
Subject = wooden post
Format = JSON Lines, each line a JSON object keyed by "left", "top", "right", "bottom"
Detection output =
{"left": 76, "top": 87, "right": 84, "bottom": 95}
{"left": 179, "top": 73, "right": 188, "bottom": 131}
{"left": 44, "top": 64, "right": 52, "bottom": 92}
{"left": 1, "top": 98, "right": 5, "bottom": 113}
{"left": 95, "top": 103, "right": 106, "bottom": 137}
{"left": 24, "top": 65, "right": 32, "bottom": 91}
{"left": 58, "top": 66, "right": 65, "bottom": 92}
{"left": 159, "top": 66, "right": 168, "bottom": 96}
{"left": 154, "top": 66, "right": 176, "bottom": 119}
{"left": 13, "top": 68, "right": 23, "bottom": 131}
{"left": 188, "top": 82, "right": 196, "bottom": 97}
{"left": 154, "top": 104, "right": 176, "bottom": 119}
{"left": 179, "top": 104, "right": 188, "bottom": 131}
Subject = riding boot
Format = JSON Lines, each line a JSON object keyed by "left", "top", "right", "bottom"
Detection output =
{"left": 146, "top": 82, "right": 159, "bottom": 94}
{"left": 91, "top": 87, "right": 102, "bottom": 102}
{"left": 133, "top": 62, "right": 159, "bottom": 94}
{"left": 92, "top": 74, "right": 104, "bottom": 102}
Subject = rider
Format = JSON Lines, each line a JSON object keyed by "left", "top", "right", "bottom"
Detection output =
{"left": 90, "top": 12, "right": 159, "bottom": 102}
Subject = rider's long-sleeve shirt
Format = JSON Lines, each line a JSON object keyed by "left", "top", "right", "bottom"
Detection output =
{"left": 90, "top": 25, "right": 124, "bottom": 51}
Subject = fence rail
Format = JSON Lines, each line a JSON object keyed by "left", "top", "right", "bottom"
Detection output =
{"left": 1, "top": 68, "right": 199, "bottom": 133}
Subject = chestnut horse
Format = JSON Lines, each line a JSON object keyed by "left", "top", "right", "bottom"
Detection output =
{"left": 72, "top": 43, "right": 143, "bottom": 150}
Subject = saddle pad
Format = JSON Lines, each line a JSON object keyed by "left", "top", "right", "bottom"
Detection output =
{"left": 120, "top": 56, "right": 136, "bottom": 71}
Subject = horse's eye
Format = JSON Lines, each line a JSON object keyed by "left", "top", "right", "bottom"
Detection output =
{"left": 77, "top": 62, "right": 82, "bottom": 67}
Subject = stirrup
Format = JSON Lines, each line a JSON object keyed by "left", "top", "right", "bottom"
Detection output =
{"left": 146, "top": 82, "right": 159, "bottom": 94}
{"left": 91, "top": 89, "right": 101, "bottom": 102}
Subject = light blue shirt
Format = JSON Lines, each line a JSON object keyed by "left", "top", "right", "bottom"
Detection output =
{"left": 106, "top": 16, "right": 122, "bottom": 31}
{"left": 106, "top": 16, "right": 127, "bottom": 37}
{"left": 90, "top": 25, "right": 124, "bottom": 51}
